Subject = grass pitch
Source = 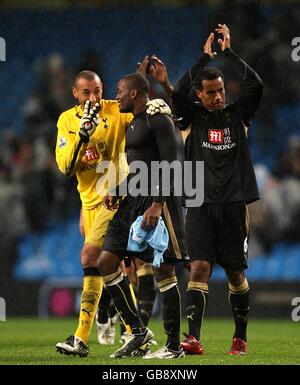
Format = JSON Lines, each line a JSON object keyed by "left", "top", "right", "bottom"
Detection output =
{"left": 0, "top": 317, "right": 299, "bottom": 365}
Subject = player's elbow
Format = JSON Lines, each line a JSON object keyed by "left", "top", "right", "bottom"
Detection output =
{"left": 174, "top": 116, "right": 189, "bottom": 130}
{"left": 256, "top": 74, "right": 264, "bottom": 89}
{"left": 250, "top": 77, "right": 264, "bottom": 103}
{"left": 57, "top": 161, "right": 72, "bottom": 177}
{"left": 256, "top": 81, "right": 264, "bottom": 102}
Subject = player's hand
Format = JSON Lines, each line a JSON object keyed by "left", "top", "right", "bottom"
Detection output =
{"left": 203, "top": 32, "right": 217, "bottom": 58}
{"left": 103, "top": 195, "right": 119, "bottom": 211}
{"left": 148, "top": 55, "right": 169, "bottom": 85}
{"left": 141, "top": 202, "right": 162, "bottom": 230}
{"left": 215, "top": 24, "right": 231, "bottom": 51}
{"left": 136, "top": 55, "right": 149, "bottom": 77}
{"left": 79, "top": 100, "right": 100, "bottom": 143}
{"left": 146, "top": 98, "right": 171, "bottom": 116}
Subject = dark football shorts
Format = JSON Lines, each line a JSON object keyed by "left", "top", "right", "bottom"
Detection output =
{"left": 103, "top": 195, "right": 187, "bottom": 265}
{"left": 185, "top": 201, "right": 250, "bottom": 271}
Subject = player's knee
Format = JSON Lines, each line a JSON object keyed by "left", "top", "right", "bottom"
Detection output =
{"left": 80, "top": 244, "right": 100, "bottom": 268}
{"left": 189, "top": 260, "right": 211, "bottom": 282}
{"left": 227, "top": 270, "right": 245, "bottom": 287}
{"left": 97, "top": 251, "right": 120, "bottom": 276}
{"left": 153, "top": 263, "right": 175, "bottom": 282}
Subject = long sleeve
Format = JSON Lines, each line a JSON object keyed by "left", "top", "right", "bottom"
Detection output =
{"left": 172, "top": 53, "right": 211, "bottom": 129}
{"left": 224, "top": 48, "right": 264, "bottom": 126}
{"left": 55, "top": 113, "right": 87, "bottom": 177}
{"left": 151, "top": 114, "right": 181, "bottom": 202}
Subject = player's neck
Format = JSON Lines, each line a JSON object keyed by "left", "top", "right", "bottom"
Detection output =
{"left": 132, "top": 98, "right": 149, "bottom": 116}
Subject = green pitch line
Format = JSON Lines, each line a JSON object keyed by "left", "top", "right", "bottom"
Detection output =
{"left": 0, "top": 318, "right": 299, "bottom": 365}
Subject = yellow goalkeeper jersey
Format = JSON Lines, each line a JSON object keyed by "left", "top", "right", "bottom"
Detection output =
{"left": 56, "top": 100, "right": 132, "bottom": 209}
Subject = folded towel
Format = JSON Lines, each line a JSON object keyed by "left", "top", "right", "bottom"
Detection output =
{"left": 127, "top": 216, "right": 169, "bottom": 268}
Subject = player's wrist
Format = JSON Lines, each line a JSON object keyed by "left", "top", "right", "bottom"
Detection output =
{"left": 152, "top": 199, "right": 163, "bottom": 206}
{"left": 223, "top": 47, "right": 234, "bottom": 54}
{"left": 161, "top": 80, "right": 173, "bottom": 96}
{"left": 79, "top": 130, "right": 90, "bottom": 143}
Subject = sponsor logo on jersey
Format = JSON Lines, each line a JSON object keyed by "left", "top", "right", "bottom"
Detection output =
{"left": 202, "top": 141, "right": 236, "bottom": 151}
{"left": 208, "top": 129, "right": 223, "bottom": 144}
{"left": 78, "top": 164, "right": 97, "bottom": 172}
{"left": 58, "top": 136, "right": 67, "bottom": 148}
{"left": 85, "top": 147, "right": 99, "bottom": 161}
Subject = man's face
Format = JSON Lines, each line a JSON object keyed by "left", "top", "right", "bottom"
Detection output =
{"left": 196, "top": 77, "right": 225, "bottom": 111}
{"left": 72, "top": 76, "right": 103, "bottom": 108}
{"left": 116, "top": 79, "right": 135, "bottom": 113}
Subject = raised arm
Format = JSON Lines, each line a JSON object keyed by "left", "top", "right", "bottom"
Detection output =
{"left": 137, "top": 55, "right": 173, "bottom": 104}
{"left": 55, "top": 113, "right": 88, "bottom": 177}
{"left": 149, "top": 55, "right": 174, "bottom": 100}
{"left": 216, "top": 24, "right": 264, "bottom": 125}
{"left": 56, "top": 101, "right": 100, "bottom": 176}
{"left": 172, "top": 33, "right": 215, "bottom": 128}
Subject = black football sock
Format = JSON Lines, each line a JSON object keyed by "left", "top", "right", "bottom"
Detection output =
{"left": 97, "top": 286, "right": 111, "bottom": 324}
{"left": 104, "top": 270, "right": 144, "bottom": 334}
{"left": 108, "top": 301, "right": 117, "bottom": 319}
{"left": 158, "top": 276, "right": 181, "bottom": 350}
{"left": 229, "top": 279, "right": 250, "bottom": 341}
{"left": 137, "top": 264, "right": 156, "bottom": 327}
{"left": 186, "top": 282, "right": 209, "bottom": 342}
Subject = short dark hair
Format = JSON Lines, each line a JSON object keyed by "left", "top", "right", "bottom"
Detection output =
{"left": 75, "top": 70, "right": 101, "bottom": 86}
{"left": 122, "top": 73, "right": 150, "bottom": 96}
{"left": 195, "top": 66, "right": 224, "bottom": 90}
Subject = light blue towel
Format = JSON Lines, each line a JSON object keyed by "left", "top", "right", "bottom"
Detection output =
{"left": 127, "top": 216, "right": 169, "bottom": 268}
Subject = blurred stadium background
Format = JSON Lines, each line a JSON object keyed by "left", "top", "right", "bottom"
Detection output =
{"left": 0, "top": 0, "right": 300, "bottom": 323}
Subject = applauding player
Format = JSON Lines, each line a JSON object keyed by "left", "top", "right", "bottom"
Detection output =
{"left": 173, "top": 25, "right": 264, "bottom": 355}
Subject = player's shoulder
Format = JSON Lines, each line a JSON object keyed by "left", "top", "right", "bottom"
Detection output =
{"left": 224, "top": 102, "right": 241, "bottom": 115}
{"left": 148, "top": 112, "right": 174, "bottom": 128}
{"left": 101, "top": 99, "right": 133, "bottom": 122}
{"left": 58, "top": 106, "right": 78, "bottom": 121}
{"left": 100, "top": 99, "right": 119, "bottom": 111}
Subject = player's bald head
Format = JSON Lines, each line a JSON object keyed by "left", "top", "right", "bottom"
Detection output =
{"left": 73, "top": 70, "right": 103, "bottom": 107}
{"left": 121, "top": 73, "right": 150, "bottom": 97}
{"left": 74, "top": 70, "right": 102, "bottom": 87}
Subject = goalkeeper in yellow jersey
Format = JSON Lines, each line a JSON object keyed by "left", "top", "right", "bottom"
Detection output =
{"left": 55, "top": 70, "right": 171, "bottom": 357}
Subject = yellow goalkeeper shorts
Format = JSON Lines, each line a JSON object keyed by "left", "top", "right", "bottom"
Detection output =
{"left": 82, "top": 204, "right": 117, "bottom": 248}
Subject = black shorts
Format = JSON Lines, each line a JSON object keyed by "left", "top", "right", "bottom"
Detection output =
{"left": 185, "top": 201, "right": 250, "bottom": 271}
{"left": 103, "top": 195, "right": 187, "bottom": 265}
